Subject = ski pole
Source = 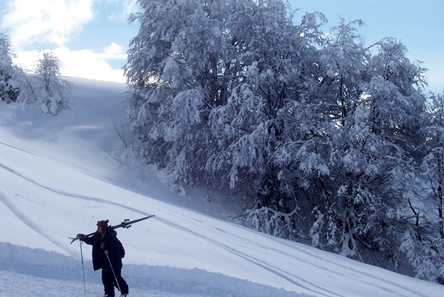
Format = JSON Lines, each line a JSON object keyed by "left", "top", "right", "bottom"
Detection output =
{"left": 80, "top": 241, "right": 86, "bottom": 292}
{"left": 106, "top": 254, "right": 122, "bottom": 293}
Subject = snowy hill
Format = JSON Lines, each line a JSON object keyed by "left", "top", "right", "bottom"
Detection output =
{"left": 0, "top": 77, "right": 443, "bottom": 297}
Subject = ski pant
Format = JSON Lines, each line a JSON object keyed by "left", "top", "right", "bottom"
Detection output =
{"left": 102, "top": 269, "right": 129, "bottom": 296}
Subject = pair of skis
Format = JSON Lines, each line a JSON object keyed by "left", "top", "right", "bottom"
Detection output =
{"left": 69, "top": 215, "right": 155, "bottom": 244}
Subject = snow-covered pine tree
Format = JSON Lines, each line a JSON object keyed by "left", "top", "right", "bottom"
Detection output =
{"left": 0, "top": 33, "right": 19, "bottom": 103}
{"left": 34, "top": 50, "right": 71, "bottom": 115}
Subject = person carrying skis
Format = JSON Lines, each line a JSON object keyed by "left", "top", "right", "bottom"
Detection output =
{"left": 76, "top": 220, "right": 129, "bottom": 297}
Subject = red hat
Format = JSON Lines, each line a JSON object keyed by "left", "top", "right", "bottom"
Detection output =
{"left": 97, "top": 220, "right": 109, "bottom": 229}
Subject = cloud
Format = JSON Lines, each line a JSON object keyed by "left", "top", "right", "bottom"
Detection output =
{"left": 1, "top": 0, "right": 94, "bottom": 49}
{"left": 97, "top": 43, "right": 127, "bottom": 60}
{"left": 13, "top": 44, "right": 127, "bottom": 83}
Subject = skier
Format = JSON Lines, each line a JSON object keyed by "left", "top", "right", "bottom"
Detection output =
{"left": 76, "top": 220, "right": 129, "bottom": 297}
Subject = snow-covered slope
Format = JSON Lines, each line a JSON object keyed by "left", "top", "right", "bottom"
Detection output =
{"left": 0, "top": 77, "right": 443, "bottom": 297}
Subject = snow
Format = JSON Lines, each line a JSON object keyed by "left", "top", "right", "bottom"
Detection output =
{"left": 0, "top": 77, "right": 443, "bottom": 297}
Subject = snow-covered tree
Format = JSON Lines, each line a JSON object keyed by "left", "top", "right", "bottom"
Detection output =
{"left": 34, "top": 51, "right": 71, "bottom": 115}
{"left": 0, "top": 33, "right": 19, "bottom": 103}
{"left": 124, "top": 0, "right": 318, "bottom": 192}
{"left": 401, "top": 92, "right": 444, "bottom": 283}
{"left": 12, "top": 66, "right": 37, "bottom": 107}
{"left": 125, "top": 0, "right": 229, "bottom": 190}
{"left": 125, "top": 0, "right": 433, "bottom": 274}
{"left": 311, "top": 33, "right": 427, "bottom": 261}
{"left": 207, "top": 7, "right": 328, "bottom": 239}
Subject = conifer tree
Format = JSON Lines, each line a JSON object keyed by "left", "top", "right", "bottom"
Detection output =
{"left": 34, "top": 50, "right": 71, "bottom": 115}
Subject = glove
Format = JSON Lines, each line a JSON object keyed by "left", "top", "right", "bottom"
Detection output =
{"left": 76, "top": 234, "right": 85, "bottom": 239}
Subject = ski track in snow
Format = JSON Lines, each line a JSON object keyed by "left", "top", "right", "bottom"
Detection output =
{"left": 0, "top": 146, "right": 431, "bottom": 297}
{"left": 255, "top": 241, "right": 412, "bottom": 296}
{"left": 0, "top": 140, "right": 38, "bottom": 157}
{"left": 156, "top": 218, "right": 337, "bottom": 297}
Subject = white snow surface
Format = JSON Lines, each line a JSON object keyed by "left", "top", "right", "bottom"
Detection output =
{"left": 0, "top": 77, "right": 443, "bottom": 297}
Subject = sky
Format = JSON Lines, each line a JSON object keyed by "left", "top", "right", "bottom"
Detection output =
{"left": 0, "top": 0, "right": 443, "bottom": 93}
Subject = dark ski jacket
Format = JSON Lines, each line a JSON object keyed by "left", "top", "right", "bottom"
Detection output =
{"left": 80, "top": 228, "right": 123, "bottom": 271}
